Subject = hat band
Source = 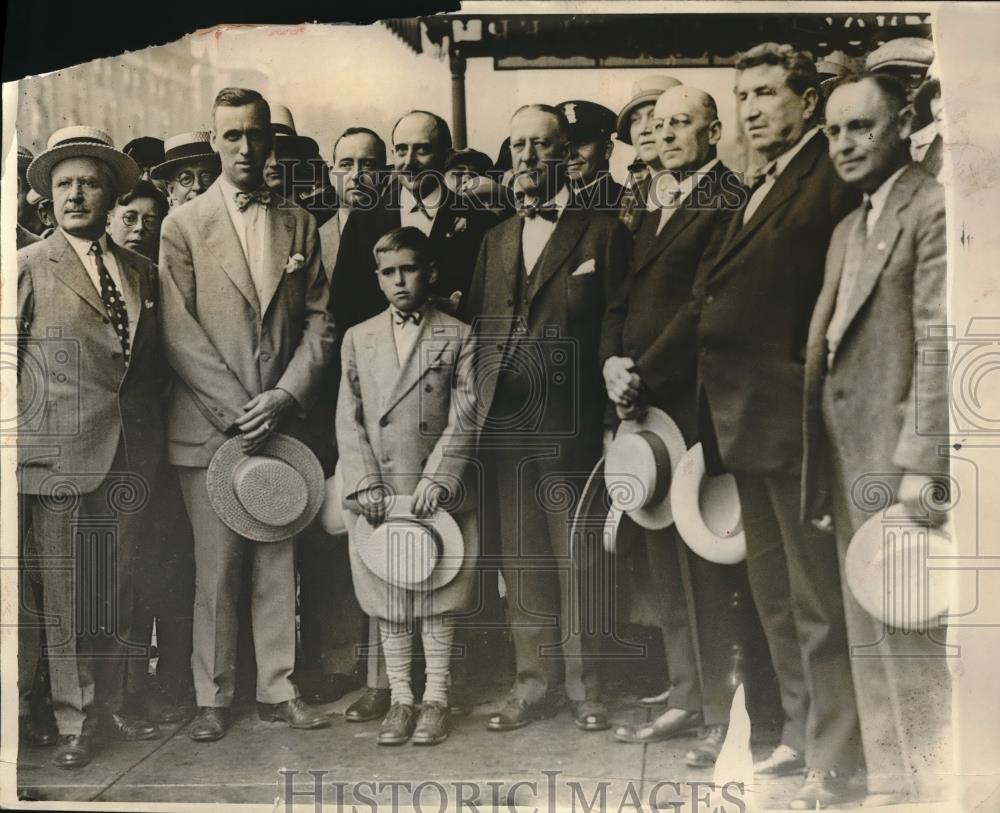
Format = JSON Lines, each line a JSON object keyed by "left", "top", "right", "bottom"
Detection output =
{"left": 162, "top": 141, "right": 217, "bottom": 163}
{"left": 273, "top": 124, "right": 297, "bottom": 137}
{"left": 636, "top": 430, "right": 672, "bottom": 506}
{"left": 52, "top": 136, "right": 112, "bottom": 149}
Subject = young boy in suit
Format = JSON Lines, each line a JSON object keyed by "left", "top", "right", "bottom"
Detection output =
{"left": 336, "top": 227, "right": 481, "bottom": 746}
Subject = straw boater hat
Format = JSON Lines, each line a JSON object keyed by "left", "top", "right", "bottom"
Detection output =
{"left": 845, "top": 505, "right": 953, "bottom": 631}
{"left": 669, "top": 442, "right": 746, "bottom": 565}
{"left": 616, "top": 75, "right": 681, "bottom": 144}
{"left": 17, "top": 146, "right": 33, "bottom": 173}
{"left": 206, "top": 433, "right": 325, "bottom": 542}
{"left": 150, "top": 131, "right": 220, "bottom": 181}
{"left": 604, "top": 407, "right": 687, "bottom": 530}
{"left": 27, "top": 126, "right": 139, "bottom": 199}
{"left": 351, "top": 495, "right": 464, "bottom": 591}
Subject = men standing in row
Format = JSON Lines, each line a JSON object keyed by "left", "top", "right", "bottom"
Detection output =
{"left": 19, "top": 128, "right": 163, "bottom": 768}
{"left": 158, "top": 88, "right": 334, "bottom": 742}
{"left": 601, "top": 85, "right": 749, "bottom": 767}
{"left": 693, "top": 44, "right": 861, "bottom": 809}
{"left": 558, "top": 100, "right": 623, "bottom": 211}
{"left": 804, "top": 73, "right": 950, "bottom": 803}
{"left": 331, "top": 110, "right": 494, "bottom": 331}
{"left": 465, "top": 104, "right": 630, "bottom": 733}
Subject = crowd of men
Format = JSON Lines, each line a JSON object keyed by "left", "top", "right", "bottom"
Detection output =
{"left": 14, "top": 33, "right": 948, "bottom": 810}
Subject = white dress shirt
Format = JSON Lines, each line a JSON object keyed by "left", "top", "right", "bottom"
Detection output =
{"left": 742, "top": 127, "right": 821, "bottom": 225}
{"left": 648, "top": 157, "right": 721, "bottom": 235}
{"left": 400, "top": 183, "right": 444, "bottom": 236}
{"left": 62, "top": 230, "right": 138, "bottom": 341}
{"left": 521, "top": 184, "right": 571, "bottom": 274}
{"left": 391, "top": 306, "right": 425, "bottom": 366}
{"left": 219, "top": 175, "right": 272, "bottom": 304}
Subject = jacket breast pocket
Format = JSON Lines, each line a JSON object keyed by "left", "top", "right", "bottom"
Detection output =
{"left": 566, "top": 269, "right": 600, "bottom": 319}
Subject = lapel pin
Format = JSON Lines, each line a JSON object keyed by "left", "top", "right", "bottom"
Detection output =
{"left": 144, "top": 299, "right": 155, "bottom": 309}
{"left": 877, "top": 241, "right": 887, "bottom": 251}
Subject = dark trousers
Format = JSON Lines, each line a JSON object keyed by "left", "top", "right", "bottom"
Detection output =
{"left": 645, "top": 525, "right": 749, "bottom": 724}
{"left": 20, "top": 456, "right": 150, "bottom": 736}
{"left": 735, "top": 474, "right": 861, "bottom": 772}
{"left": 493, "top": 448, "right": 602, "bottom": 703}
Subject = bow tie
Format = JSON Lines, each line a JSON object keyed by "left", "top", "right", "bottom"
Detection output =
{"left": 393, "top": 308, "right": 423, "bottom": 326}
{"left": 517, "top": 203, "right": 559, "bottom": 222}
{"left": 749, "top": 162, "right": 777, "bottom": 192}
{"left": 234, "top": 189, "right": 272, "bottom": 212}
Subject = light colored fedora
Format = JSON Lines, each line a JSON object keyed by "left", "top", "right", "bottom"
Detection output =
{"left": 27, "top": 126, "right": 140, "bottom": 199}
{"left": 604, "top": 408, "right": 687, "bottom": 530}
{"left": 150, "top": 131, "right": 220, "bottom": 180}
{"left": 816, "top": 49, "right": 853, "bottom": 81}
{"left": 206, "top": 433, "right": 325, "bottom": 542}
{"left": 616, "top": 75, "right": 681, "bottom": 144}
{"left": 352, "top": 495, "right": 464, "bottom": 590}
{"left": 319, "top": 462, "right": 348, "bottom": 537}
{"left": 845, "top": 506, "right": 953, "bottom": 631}
{"left": 670, "top": 443, "right": 746, "bottom": 565}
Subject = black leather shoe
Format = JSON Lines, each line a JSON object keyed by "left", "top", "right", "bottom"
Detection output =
{"left": 20, "top": 715, "right": 58, "bottom": 747}
{"left": 146, "top": 681, "right": 195, "bottom": 724}
{"left": 52, "top": 733, "right": 94, "bottom": 769}
{"left": 486, "top": 695, "right": 560, "bottom": 732}
{"left": 345, "top": 688, "right": 391, "bottom": 722}
{"left": 377, "top": 703, "right": 416, "bottom": 745}
{"left": 756, "top": 744, "right": 806, "bottom": 777}
{"left": 257, "top": 698, "right": 330, "bottom": 729}
{"left": 685, "top": 724, "right": 727, "bottom": 767}
{"left": 571, "top": 700, "right": 610, "bottom": 732}
{"left": 301, "top": 673, "right": 359, "bottom": 705}
{"left": 614, "top": 709, "right": 703, "bottom": 743}
{"left": 105, "top": 711, "right": 160, "bottom": 741}
{"left": 412, "top": 701, "right": 450, "bottom": 745}
{"left": 789, "top": 769, "right": 853, "bottom": 810}
{"left": 188, "top": 707, "right": 229, "bottom": 742}
{"left": 638, "top": 687, "right": 673, "bottom": 708}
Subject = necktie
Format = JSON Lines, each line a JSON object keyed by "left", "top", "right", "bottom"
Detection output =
{"left": 409, "top": 195, "right": 432, "bottom": 219}
{"left": 742, "top": 163, "right": 777, "bottom": 225}
{"left": 517, "top": 202, "right": 559, "bottom": 222}
{"left": 90, "top": 242, "right": 130, "bottom": 363}
{"left": 861, "top": 196, "right": 874, "bottom": 237}
{"left": 393, "top": 308, "right": 423, "bottom": 326}
{"left": 234, "top": 188, "right": 272, "bottom": 212}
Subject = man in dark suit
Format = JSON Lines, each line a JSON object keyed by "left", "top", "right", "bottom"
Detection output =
{"left": 557, "top": 100, "right": 624, "bottom": 212}
{"left": 804, "top": 73, "right": 950, "bottom": 803}
{"left": 330, "top": 110, "right": 494, "bottom": 332}
{"left": 465, "top": 104, "right": 630, "bottom": 732}
{"left": 19, "top": 127, "right": 163, "bottom": 768}
{"left": 601, "top": 85, "right": 749, "bottom": 765}
{"left": 692, "top": 44, "right": 862, "bottom": 809}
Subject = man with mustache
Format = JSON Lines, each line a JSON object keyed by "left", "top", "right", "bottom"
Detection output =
{"left": 18, "top": 127, "right": 163, "bottom": 768}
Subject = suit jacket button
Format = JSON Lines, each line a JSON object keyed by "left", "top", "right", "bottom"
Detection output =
{"left": 260, "top": 352, "right": 270, "bottom": 362}
{"left": 382, "top": 455, "right": 391, "bottom": 464}
{"left": 704, "top": 295, "right": 714, "bottom": 305}
{"left": 424, "top": 384, "right": 433, "bottom": 393}
{"left": 379, "top": 416, "right": 389, "bottom": 427}
{"left": 111, "top": 351, "right": 122, "bottom": 360}
{"left": 102, "top": 317, "right": 110, "bottom": 325}
{"left": 834, "top": 389, "right": 845, "bottom": 401}
{"left": 506, "top": 297, "right": 514, "bottom": 306}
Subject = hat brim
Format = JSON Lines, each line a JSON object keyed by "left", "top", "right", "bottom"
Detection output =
{"left": 352, "top": 495, "right": 464, "bottom": 591}
{"left": 150, "top": 152, "right": 221, "bottom": 181}
{"left": 207, "top": 433, "right": 325, "bottom": 542}
{"left": 616, "top": 93, "right": 664, "bottom": 145}
{"left": 845, "top": 507, "right": 952, "bottom": 630}
{"left": 607, "top": 407, "right": 688, "bottom": 530}
{"left": 670, "top": 442, "right": 746, "bottom": 565}
{"left": 274, "top": 134, "right": 320, "bottom": 158}
{"left": 27, "top": 142, "right": 140, "bottom": 199}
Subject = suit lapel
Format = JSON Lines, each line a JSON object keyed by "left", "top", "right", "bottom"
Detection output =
{"left": 259, "top": 200, "right": 296, "bottom": 316}
{"left": 381, "top": 309, "right": 449, "bottom": 417}
{"left": 493, "top": 216, "right": 524, "bottom": 311}
{"left": 429, "top": 189, "right": 457, "bottom": 242}
{"left": 199, "top": 182, "right": 260, "bottom": 317}
{"left": 635, "top": 201, "right": 700, "bottom": 275}
{"left": 47, "top": 231, "right": 106, "bottom": 317}
{"left": 527, "top": 207, "right": 588, "bottom": 303}
{"left": 807, "top": 212, "right": 853, "bottom": 372}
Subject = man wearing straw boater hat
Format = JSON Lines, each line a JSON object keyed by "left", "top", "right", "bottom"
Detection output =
{"left": 600, "top": 84, "right": 751, "bottom": 766}
{"left": 157, "top": 88, "right": 335, "bottom": 742}
{"left": 150, "top": 130, "right": 221, "bottom": 209}
{"left": 18, "top": 126, "right": 163, "bottom": 768}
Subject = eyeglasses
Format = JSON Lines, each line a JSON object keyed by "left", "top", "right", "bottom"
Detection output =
{"left": 173, "top": 170, "right": 218, "bottom": 188}
{"left": 120, "top": 211, "right": 161, "bottom": 229}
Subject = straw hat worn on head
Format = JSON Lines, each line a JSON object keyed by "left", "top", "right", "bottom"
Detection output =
{"left": 17, "top": 146, "right": 34, "bottom": 173}
{"left": 207, "top": 433, "right": 325, "bottom": 542}
{"left": 270, "top": 103, "right": 320, "bottom": 157}
{"left": 27, "top": 126, "right": 140, "bottom": 199}
{"left": 670, "top": 442, "right": 746, "bottom": 565}
{"left": 845, "top": 505, "right": 953, "bottom": 631}
{"left": 604, "top": 407, "right": 687, "bottom": 530}
{"left": 150, "top": 131, "right": 220, "bottom": 180}
{"left": 352, "top": 495, "right": 464, "bottom": 591}
{"left": 865, "top": 37, "right": 934, "bottom": 71}
{"left": 616, "top": 75, "right": 681, "bottom": 144}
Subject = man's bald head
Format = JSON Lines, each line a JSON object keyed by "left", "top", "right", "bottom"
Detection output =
{"left": 652, "top": 84, "right": 722, "bottom": 173}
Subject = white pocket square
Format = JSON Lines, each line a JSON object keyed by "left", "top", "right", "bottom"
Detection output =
{"left": 571, "top": 259, "right": 597, "bottom": 276}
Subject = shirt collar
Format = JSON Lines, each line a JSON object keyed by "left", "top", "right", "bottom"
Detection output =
{"left": 401, "top": 182, "right": 444, "bottom": 215}
{"left": 647, "top": 157, "right": 720, "bottom": 211}
{"left": 864, "top": 164, "right": 908, "bottom": 217}
{"left": 337, "top": 206, "right": 351, "bottom": 230}
{"left": 218, "top": 174, "right": 267, "bottom": 206}
{"left": 61, "top": 228, "right": 108, "bottom": 256}
{"left": 537, "top": 183, "right": 571, "bottom": 216}
{"left": 764, "top": 126, "right": 821, "bottom": 180}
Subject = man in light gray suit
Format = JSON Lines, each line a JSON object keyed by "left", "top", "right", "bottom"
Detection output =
{"left": 158, "top": 88, "right": 335, "bottom": 742}
{"left": 803, "top": 72, "right": 950, "bottom": 805}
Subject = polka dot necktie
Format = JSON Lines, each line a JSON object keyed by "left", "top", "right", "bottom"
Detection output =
{"left": 90, "top": 242, "right": 130, "bottom": 363}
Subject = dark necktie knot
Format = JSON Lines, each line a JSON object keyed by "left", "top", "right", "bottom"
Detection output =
{"left": 517, "top": 202, "right": 559, "bottom": 222}
{"left": 394, "top": 308, "right": 422, "bottom": 326}
{"left": 234, "top": 188, "right": 271, "bottom": 212}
